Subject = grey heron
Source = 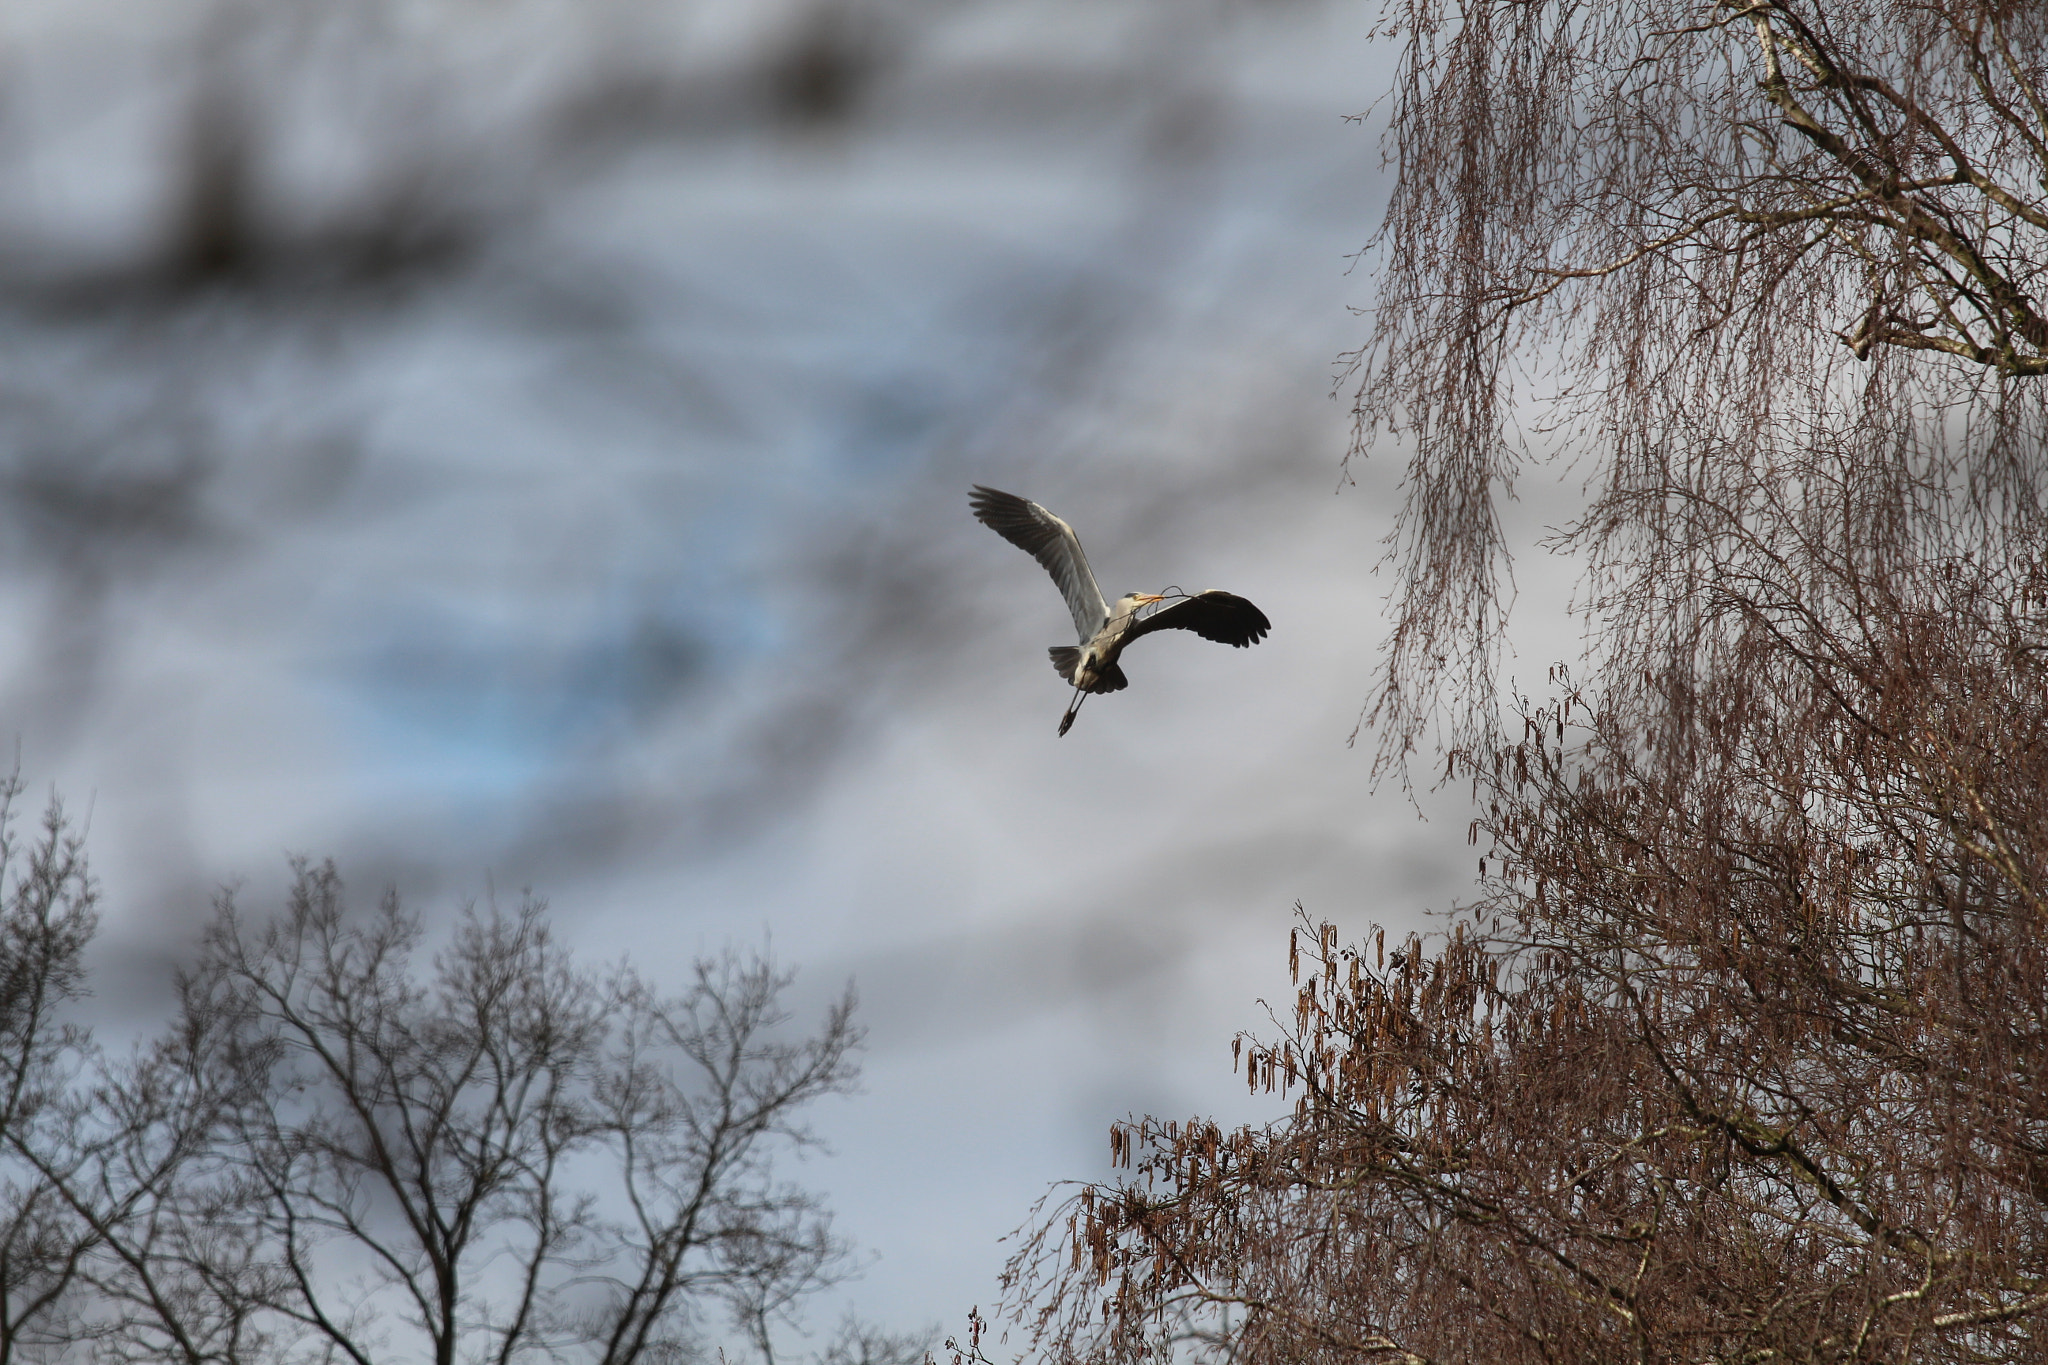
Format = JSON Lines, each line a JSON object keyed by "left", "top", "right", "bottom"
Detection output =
{"left": 969, "top": 485, "right": 1271, "bottom": 735}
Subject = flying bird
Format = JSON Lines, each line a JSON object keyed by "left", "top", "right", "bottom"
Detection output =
{"left": 969, "top": 485, "right": 1270, "bottom": 735}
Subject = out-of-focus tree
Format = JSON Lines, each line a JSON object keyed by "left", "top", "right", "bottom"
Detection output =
{"left": 995, "top": 3, "right": 2048, "bottom": 1361}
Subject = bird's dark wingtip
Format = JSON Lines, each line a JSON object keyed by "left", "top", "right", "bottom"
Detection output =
{"left": 1215, "top": 592, "right": 1271, "bottom": 647}
{"left": 968, "top": 484, "right": 1024, "bottom": 529}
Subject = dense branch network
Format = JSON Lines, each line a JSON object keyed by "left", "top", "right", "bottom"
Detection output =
{"left": 1346, "top": 0, "right": 2048, "bottom": 774}
{"left": 988, "top": 5, "right": 2048, "bottom": 1363}
{"left": 0, "top": 838, "right": 915, "bottom": 1365}
{"left": 1002, "top": 551, "right": 2048, "bottom": 1365}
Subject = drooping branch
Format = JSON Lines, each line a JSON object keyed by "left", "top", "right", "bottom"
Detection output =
{"left": 1347, "top": 0, "right": 2048, "bottom": 775}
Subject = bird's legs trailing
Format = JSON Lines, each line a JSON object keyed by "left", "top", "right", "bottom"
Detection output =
{"left": 1058, "top": 687, "right": 1086, "bottom": 736}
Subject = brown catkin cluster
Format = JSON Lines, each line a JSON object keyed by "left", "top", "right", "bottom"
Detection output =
{"left": 991, "top": 5, "right": 2048, "bottom": 1362}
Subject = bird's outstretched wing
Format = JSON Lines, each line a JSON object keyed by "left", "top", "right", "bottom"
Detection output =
{"left": 969, "top": 486, "right": 1109, "bottom": 642}
{"left": 1127, "top": 590, "right": 1271, "bottom": 648}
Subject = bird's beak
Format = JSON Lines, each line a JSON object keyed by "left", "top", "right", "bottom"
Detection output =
{"left": 1138, "top": 593, "right": 1166, "bottom": 603}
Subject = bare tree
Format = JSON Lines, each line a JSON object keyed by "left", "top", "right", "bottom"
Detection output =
{"left": 0, "top": 775, "right": 268, "bottom": 1365}
{"left": 995, "top": 4, "right": 2048, "bottom": 1361}
{"left": 1348, "top": 0, "right": 2048, "bottom": 775}
{"left": 0, "top": 832, "right": 907, "bottom": 1365}
{"left": 1004, "top": 544, "right": 2048, "bottom": 1363}
{"left": 44, "top": 985, "right": 266, "bottom": 1365}
{"left": 0, "top": 777, "right": 101, "bottom": 1363}
{"left": 90, "top": 862, "right": 867, "bottom": 1365}
{"left": 589, "top": 954, "right": 859, "bottom": 1365}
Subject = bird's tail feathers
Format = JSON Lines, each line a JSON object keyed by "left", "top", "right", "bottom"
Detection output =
{"left": 1049, "top": 647, "right": 1129, "bottom": 694}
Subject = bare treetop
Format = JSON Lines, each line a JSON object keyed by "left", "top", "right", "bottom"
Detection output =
{"left": 1349, "top": 0, "right": 2048, "bottom": 773}
{"left": 0, "top": 830, "right": 929, "bottom": 1365}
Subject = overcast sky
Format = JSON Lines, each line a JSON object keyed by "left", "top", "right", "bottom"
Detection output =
{"left": 0, "top": 0, "right": 1564, "bottom": 1344}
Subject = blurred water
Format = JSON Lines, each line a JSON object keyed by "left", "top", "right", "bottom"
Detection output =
{"left": 0, "top": 0, "right": 1490, "bottom": 1341}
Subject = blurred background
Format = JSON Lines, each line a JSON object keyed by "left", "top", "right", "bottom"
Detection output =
{"left": 0, "top": 0, "right": 1506, "bottom": 1343}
